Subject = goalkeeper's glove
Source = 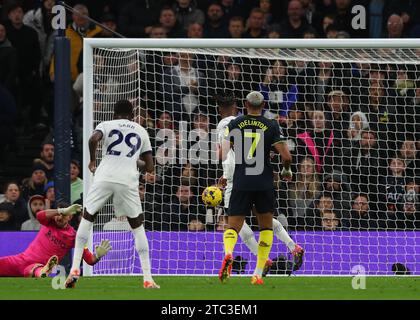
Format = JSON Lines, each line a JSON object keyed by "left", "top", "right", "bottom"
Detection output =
{"left": 58, "top": 204, "right": 82, "bottom": 216}
{"left": 281, "top": 167, "right": 293, "bottom": 181}
{"left": 95, "top": 240, "right": 112, "bottom": 260}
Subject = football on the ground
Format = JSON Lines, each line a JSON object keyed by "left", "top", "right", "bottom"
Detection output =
{"left": 202, "top": 186, "right": 222, "bottom": 207}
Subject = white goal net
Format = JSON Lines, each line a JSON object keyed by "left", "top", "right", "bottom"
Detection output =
{"left": 83, "top": 39, "right": 420, "bottom": 276}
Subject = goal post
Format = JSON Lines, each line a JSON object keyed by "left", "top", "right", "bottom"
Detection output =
{"left": 83, "top": 38, "right": 420, "bottom": 276}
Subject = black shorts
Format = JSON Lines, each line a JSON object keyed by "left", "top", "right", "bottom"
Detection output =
{"left": 228, "top": 188, "right": 276, "bottom": 216}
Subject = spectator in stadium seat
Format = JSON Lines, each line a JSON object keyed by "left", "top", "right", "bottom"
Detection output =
{"left": 333, "top": 0, "right": 367, "bottom": 38}
{"left": 378, "top": 178, "right": 420, "bottom": 230}
{"left": 21, "top": 164, "right": 48, "bottom": 201}
{"left": 287, "top": 59, "right": 317, "bottom": 106}
{"left": 397, "top": 136, "right": 420, "bottom": 179}
{"left": 320, "top": 210, "right": 341, "bottom": 231}
{"left": 203, "top": 2, "right": 229, "bottom": 38}
{"left": 173, "top": 0, "right": 205, "bottom": 32}
{"left": 156, "top": 111, "right": 174, "bottom": 131}
{"left": 135, "top": 107, "right": 155, "bottom": 146}
{"left": 228, "top": 16, "right": 244, "bottom": 38}
{"left": 98, "top": 13, "right": 118, "bottom": 38}
{"left": 385, "top": 14, "right": 407, "bottom": 38}
{"left": 259, "top": 0, "right": 273, "bottom": 29}
{"left": 393, "top": 68, "right": 415, "bottom": 99}
{"left": 320, "top": 13, "right": 335, "bottom": 37}
{"left": 259, "top": 60, "right": 298, "bottom": 122}
{"left": 162, "top": 52, "right": 207, "bottom": 121}
{"left": 149, "top": 24, "right": 167, "bottom": 38}
{"left": 188, "top": 219, "right": 205, "bottom": 231}
{"left": 378, "top": 157, "right": 408, "bottom": 226}
{"left": 305, "top": 193, "right": 335, "bottom": 230}
{"left": 287, "top": 157, "right": 321, "bottom": 227}
{"left": 215, "top": 213, "right": 228, "bottom": 231}
{"left": 213, "top": 57, "right": 251, "bottom": 106}
{"left": 315, "top": 61, "right": 351, "bottom": 102}
{"left": 361, "top": 70, "right": 398, "bottom": 153}
{"left": 21, "top": 194, "right": 45, "bottom": 231}
{"left": 279, "top": 0, "right": 309, "bottom": 38}
{"left": 303, "top": 26, "right": 317, "bottom": 38}
{"left": 33, "top": 142, "right": 54, "bottom": 180}
{"left": 220, "top": 0, "right": 249, "bottom": 23}
{"left": 5, "top": 2, "right": 42, "bottom": 127}
{"left": 325, "top": 90, "right": 351, "bottom": 148}
{"left": 1, "top": 182, "right": 28, "bottom": 228}
{"left": 300, "top": 0, "right": 323, "bottom": 31}
{"left": 0, "top": 202, "right": 18, "bottom": 231}
{"left": 23, "top": 0, "right": 55, "bottom": 78}
{"left": 343, "top": 130, "right": 384, "bottom": 208}
{"left": 399, "top": 181, "right": 420, "bottom": 230}
{"left": 160, "top": 184, "right": 205, "bottom": 231}
{"left": 70, "top": 160, "right": 83, "bottom": 204}
{"left": 118, "top": 0, "right": 163, "bottom": 38}
{"left": 267, "top": 23, "right": 282, "bottom": 38}
{"left": 49, "top": 4, "right": 102, "bottom": 82}
{"left": 44, "top": 181, "right": 55, "bottom": 209}
{"left": 343, "top": 194, "right": 379, "bottom": 230}
{"left": 323, "top": 170, "right": 352, "bottom": 218}
{"left": 0, "top": 21, "right": 18, "bottom": 91}
{"left": 296, "top": 109, "right": 339, "bottom": 174}
{"left": 325, "top": 23, "right": 340, "bottom": 38}
{"left": 0, "top": 84, "right": 17, "bottom": 163}
{"left": 159, "top": 6, "right": 185, "bottom": 38}
{"left": 243, "top": 7, "right": 267, "bottom": 38}
{"left": 187, "top": 22, "right": 203, "bottom": 38}
{"left": 346, "top": 110, "right": 369, "bottom": 142}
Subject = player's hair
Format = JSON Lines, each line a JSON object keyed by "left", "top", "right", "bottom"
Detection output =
{"left": 215, "top": 91, "right": 236, "bottom": 108}
{"left": 114, "top": 99, "right": 134, "bottom": 117}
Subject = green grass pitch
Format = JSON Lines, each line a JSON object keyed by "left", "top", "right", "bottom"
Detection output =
{"left": 0, "top": 276, "right": 419, "bottom": 300}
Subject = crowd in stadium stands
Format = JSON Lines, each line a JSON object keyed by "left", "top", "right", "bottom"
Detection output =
{"left": 0, "top": 0, "right": 420, "bottom": 232}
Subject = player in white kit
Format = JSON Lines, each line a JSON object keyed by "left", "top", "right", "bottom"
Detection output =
{"left": 66, "top": 100, "right": 159, "bottom": 289}
{"left": 215, "top": 93, "right": 304, "bottom": 276}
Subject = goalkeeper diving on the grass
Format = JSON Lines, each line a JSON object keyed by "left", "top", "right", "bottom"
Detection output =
{"left": 0, "top": 203, "right": 111, "bottom": 278}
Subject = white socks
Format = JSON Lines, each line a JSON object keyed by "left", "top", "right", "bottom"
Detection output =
{"left": 272, "top": 218, "right": 296, "bottom": 252}
{"left": 132, "top": 225, "right": 153, "bottom": 282}
{"left": 71, "top": 218, "right": 93, "bottom": 271}
{"left": 239, "top": 222, "right": 259, "bottom": 256}
{"left": 239, "top": 219, "right": 296, "bottom": 256}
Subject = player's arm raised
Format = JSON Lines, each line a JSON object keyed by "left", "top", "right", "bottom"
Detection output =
{"left": 36, "top": 204, "right": 83, "bottom": 225}
{"left": 88, "top": 130, "right": 103, "bottom": 173}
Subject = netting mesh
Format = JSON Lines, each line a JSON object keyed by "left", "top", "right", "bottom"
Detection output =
{"left": 87, "top": 45, "right": 420, "bottom": 275}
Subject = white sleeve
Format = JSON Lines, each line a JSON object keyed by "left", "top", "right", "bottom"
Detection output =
{"left": 140, "top": 129, "right": 152, "bottom": 155}
{"left": 94, "top": 122, "right": 106, "bottom": 137}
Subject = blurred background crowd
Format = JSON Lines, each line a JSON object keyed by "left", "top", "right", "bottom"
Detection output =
{"left": 0, "top": 0, "right": 419, "bottom": 232}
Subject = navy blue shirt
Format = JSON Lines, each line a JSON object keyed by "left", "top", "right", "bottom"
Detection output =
{"left": 225, "top": 115, "right": 285, "bottom": 190}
